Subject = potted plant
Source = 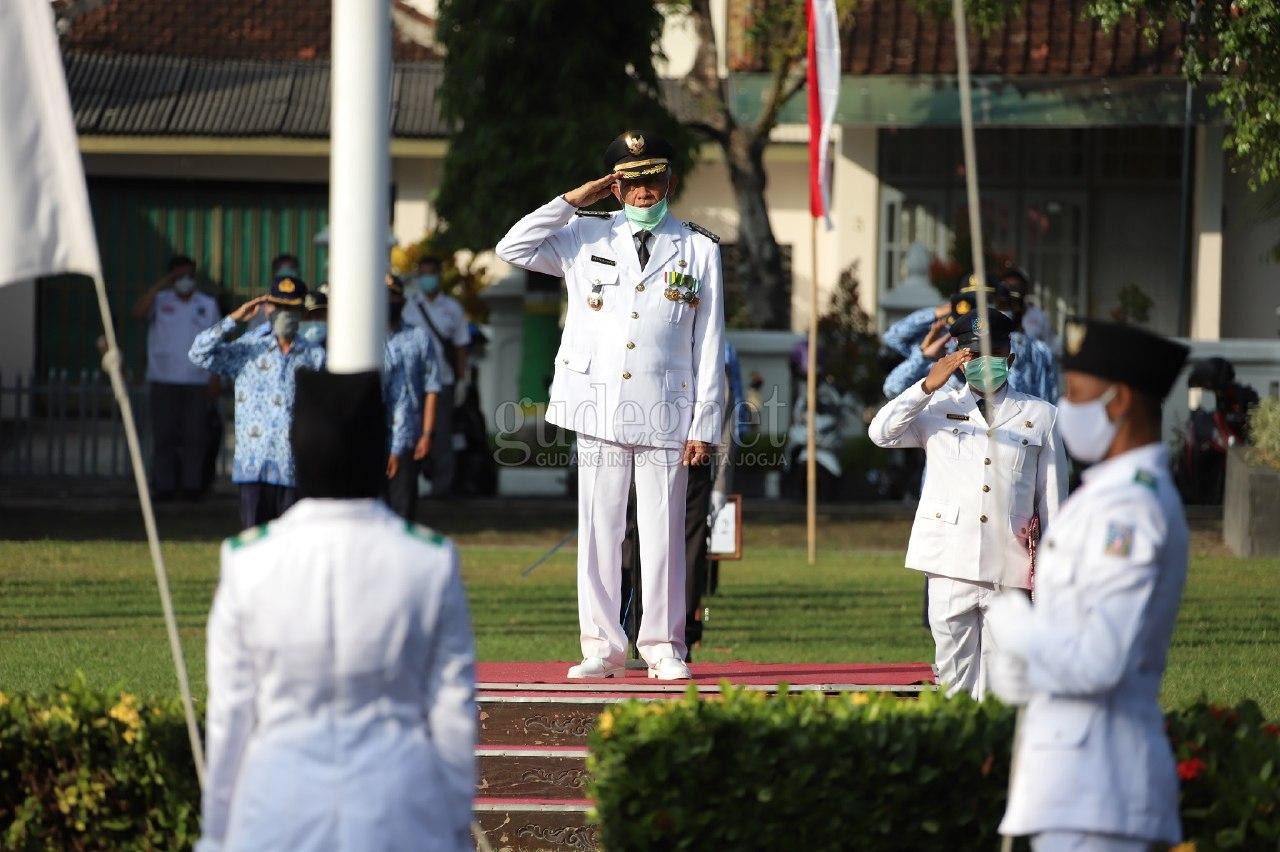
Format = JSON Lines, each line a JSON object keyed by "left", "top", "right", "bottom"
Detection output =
{"left": 1223, "top": 397, "right": 1280, "bottom": 556}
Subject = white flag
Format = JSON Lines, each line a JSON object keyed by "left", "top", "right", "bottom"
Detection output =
{"left": 0, "top": 0, "right": 101, "bottom": 286}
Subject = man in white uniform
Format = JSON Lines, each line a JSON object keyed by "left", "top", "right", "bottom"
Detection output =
{"left": 869, "top": 309, "right": 1066, "bottom": 699}
{"left": 496, "top": 131, "right": 725, "bottom": 680}
{"left": 199, "top": 369, "right": 475, "bottom": 852}
{"left": 987, "top": 319, "right": 1191, "bottom": 852}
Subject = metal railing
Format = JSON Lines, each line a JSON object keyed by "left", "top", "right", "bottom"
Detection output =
{"left": 0, "top": 370, "right": 231, "bottom": 479}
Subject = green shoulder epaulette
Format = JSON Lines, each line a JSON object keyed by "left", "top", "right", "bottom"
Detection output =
{"left": 682, "top": 220, "right": 721, "bottom": 243}
{"left": 228, "top": 523, "right": 269, "bottom": 550}
{"left": 1134, "top": 469, "right": 1158, "bottom": 491}
{"left": 575, "top": 209, "right": 612, "bottom": 219}
{"left": 403, "top": 520, "right": 448, "bottom": 548}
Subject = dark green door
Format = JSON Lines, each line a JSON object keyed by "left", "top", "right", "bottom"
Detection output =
{"left": 38, "top": 178, "right": 330, "bottom": 377}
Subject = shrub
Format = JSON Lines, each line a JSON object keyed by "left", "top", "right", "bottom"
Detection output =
{"left": 588, "top": 687, "right": 1280, "bottom": 852}
{"left": 0, "top": 674, "right": 201, "bottom": 850}
{"left": 1249, "top": 397, "right": 1280, "bottom": 470}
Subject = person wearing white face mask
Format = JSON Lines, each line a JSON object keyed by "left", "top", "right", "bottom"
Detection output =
{"left": 133, "top": 254, "right": 221, "bottom": 501}
{"left": 403, "top": 255, "right": 470, "bottom": 498}
{"left": 869, "top": 308, "right": 1067, "bottom": 700}
{"left": 985, "top": 319, "right": 1190, "bottom": 852}
{"left": 189, "top": 273, "right": 326, "bottom": 529}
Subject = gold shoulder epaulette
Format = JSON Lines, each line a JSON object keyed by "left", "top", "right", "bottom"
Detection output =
{"left": 682, "top": 221, "right": 721, "bottom": 243}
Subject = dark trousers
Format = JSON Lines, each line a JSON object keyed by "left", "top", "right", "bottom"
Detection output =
{"left": 621, "top": 459, "right": 716, "bottom": 657}
{"left": 425, "top": 387, "right": 456, "bottom": 496}
{"left": 238, "top": 483, "right": 298, "bottom": 530}
{"left": 149, "top": 382, "right": 209, "bottom": 496}
{"left": 384, "top": 451, "right": 420, "bottom": 521}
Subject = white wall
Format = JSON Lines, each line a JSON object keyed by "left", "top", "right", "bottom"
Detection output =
{"left": 1222, "top": 168, "right": 1280, "bottom": 340}
{"left": 1088, "top": 188, "right": 1183, "bottom": 337}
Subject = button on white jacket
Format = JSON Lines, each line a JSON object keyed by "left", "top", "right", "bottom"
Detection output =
{"left": 197, "top": 499, "right": 476, "bottom": 852}
{"left": 988, "top": 444, "right": 1188, "bottom": 844}
{"left": 496, "top": 196, "right": 725, "bottom": 449}
{"left": 868, "top": 381, "right": 1067, "bottom": 588}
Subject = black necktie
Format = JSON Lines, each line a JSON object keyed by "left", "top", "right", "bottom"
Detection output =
{"left": 635, "top": 230, "right": 651, "bottom": 269}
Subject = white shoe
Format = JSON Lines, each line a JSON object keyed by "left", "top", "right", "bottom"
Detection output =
{"left": 648, "top": 657, "right": 692, "bottom": 680}
{"left": 567, "top": 657, "right": 624, "bottom": 678}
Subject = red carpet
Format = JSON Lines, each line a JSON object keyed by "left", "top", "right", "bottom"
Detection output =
{"left": 477, "top": 660, "right": 934, "bottom": 692}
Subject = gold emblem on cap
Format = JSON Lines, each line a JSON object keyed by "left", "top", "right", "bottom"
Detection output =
{"left": 625, "top": 133, "right": 645, "bottom": 155}
{"left": 955, "top": 301, "right": 971, "bottom": 316}
{"left": 1065, "top": 321, "right": 1087, "bottom": 356}
{"left": 279, "top": 278, "right": 297, "bottom": 293}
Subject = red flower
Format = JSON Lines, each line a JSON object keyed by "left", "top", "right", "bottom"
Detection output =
{"left": 1264, "top": 723, "right": 1280, "bottom": 739}
{"left": 1178, "top": 758, "right": 1207, "bottom": 781}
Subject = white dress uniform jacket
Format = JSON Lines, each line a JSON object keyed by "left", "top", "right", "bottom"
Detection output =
{"left": 869, "top": 381, "right": 1067, "bottom": 588}
{"left": 988, "top": 443, "right": 1188, "bottom": 845}
{"left": 198, "top": 500, "right": 476, "bottom": 852}
{"left": 495, "top": 196, "right": 725, "bottom": 449}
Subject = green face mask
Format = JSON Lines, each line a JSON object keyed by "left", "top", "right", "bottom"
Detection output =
{"left": 623, "top": 196, "right": 669, "bottom": 231}
{"left": 964, "top": 355, "right": 1010, "bottom": 393}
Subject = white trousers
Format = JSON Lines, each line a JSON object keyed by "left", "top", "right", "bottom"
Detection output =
{"left": 1031, "top": 832, "right": 1151, "bottom": 852}
{"left": 576, "top": 435, "right": 688, "bottom": 666}
{"left": 926, "top": 574, "right": 1003, "bottom": 700}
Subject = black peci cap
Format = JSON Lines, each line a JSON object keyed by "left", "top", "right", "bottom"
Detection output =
{"left": 604, "top": 131, "right": 673, "bottom": 178}
{"left": 1061, "top": 318, "right": 1190, "bottom": 401}
{"left": 950, "top": 308, "right": 1015, "bottom": 349}
{"left": 291, "top": 369, "right": 386, "bottom": 499}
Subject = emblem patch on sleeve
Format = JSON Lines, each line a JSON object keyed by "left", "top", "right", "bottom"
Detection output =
{"left": 1104, "top": 522, "right": 1135, "bottom": 557}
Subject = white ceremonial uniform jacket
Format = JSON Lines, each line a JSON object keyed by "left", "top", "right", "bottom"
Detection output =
{"left": 197, "top": 499, "right": 476, "bottom": 852}
{"left": 496, "top": 196, "right": 725, "bottom": 449}
{"left": 868, "top": 381, "right": 1067, "bottom": 588}
{"left": 988, "top": 443, "right": 1188, "bottom": 844}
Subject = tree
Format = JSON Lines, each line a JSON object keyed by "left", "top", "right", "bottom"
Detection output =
{"left": 434, "top": 0, "right": 696, "bottom": 251}
{"left": 947, "top": 0, "right": 1280, "bottom": 188}
{"left": 678, "top": 0, "right": 855, "bottom": 330}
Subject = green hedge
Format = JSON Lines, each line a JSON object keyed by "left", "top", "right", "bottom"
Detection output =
{"left": 0, "top": 674, "right": 200, "bottom": 850}
{"left": 588, "top": 687, "right": 1280, "bottom": 852}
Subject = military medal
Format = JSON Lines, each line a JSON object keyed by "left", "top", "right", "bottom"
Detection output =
{"left": 663, "top": 271, "right": 701, "bottom": 307}
{"left": 587, "top": 283, "right": 604, "bottom": 311}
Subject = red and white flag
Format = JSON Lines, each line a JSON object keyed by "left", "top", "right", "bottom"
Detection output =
{"left": 807, "top": 0, "right": 840, "bottom": 229}
{"left": 0, "top": 0, "right": 101, "bottom": 287}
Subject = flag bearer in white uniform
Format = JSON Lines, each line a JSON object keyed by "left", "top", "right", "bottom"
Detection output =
{"left": 198, "top": 369, "right": 475, "bottom": 852}
{"left": 869, "top": 309, "right": 1066, "bottom": 699}
{"left": 986, "top": 319, "right": 1191, "bottom": 852}
{"left": 496, "top": 131, "right": 726, "bottom": 681}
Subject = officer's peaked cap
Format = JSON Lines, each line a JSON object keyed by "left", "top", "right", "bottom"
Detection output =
{"left": 604, "top": 131, "right": 673, "bottom": 178}
{"left": 950, "top": 307, "right": 1015, "bottom": 349}
{"left": 267, "top": 273, "right": 307, "bottom": 307}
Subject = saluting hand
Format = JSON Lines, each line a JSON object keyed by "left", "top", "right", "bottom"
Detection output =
{"left": 563, "top": 173, "right": 622, "bottom": 209}
{"left": 923, "top": 348, "right": 971, "bottom": 394}
{"left": 230, "top": 295, "right": 268, "bottom": 324}
{"left": 920, "top": 319, "right": 951, "bottom": 361}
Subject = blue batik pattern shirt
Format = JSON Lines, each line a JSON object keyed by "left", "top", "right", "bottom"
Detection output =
{"left": 881, "top": 329, "right": 1059, "bottom": 402}
{"left": 189, "top": 316, "right": 326, "bottom": 486}
{"left": 881, "top": 306, "right": 939, "bottom": 359}
{"left": 384, "top": 325, "right": 442, "bottom": 456}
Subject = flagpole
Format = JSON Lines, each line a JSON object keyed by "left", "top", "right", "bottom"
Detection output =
{"left": 328, "top": 0, "right": 390, "bottom": 373}
{"left": 807, "top": 218, "right": 819, "bottom": 565}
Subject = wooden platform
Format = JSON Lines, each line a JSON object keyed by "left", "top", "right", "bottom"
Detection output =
{"left": 472, "top": 660, "right": 934, "bottom": 850}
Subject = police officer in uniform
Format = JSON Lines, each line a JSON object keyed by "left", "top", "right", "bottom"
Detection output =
{"left": 987, "top": 319, "right": 1191, "bottom": 852}
{"left": 496, "top": 131, "right": 726, "bottom": 681}
{"left": 869, "top": 309, "right": 1067, "bottom": 699}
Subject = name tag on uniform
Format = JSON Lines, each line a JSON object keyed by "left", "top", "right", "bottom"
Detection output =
{"left": 946, "top": 413, "right": 970, "bottom": 421}
{"left": 590, "top": 255, "right": 616, "bottom": 266}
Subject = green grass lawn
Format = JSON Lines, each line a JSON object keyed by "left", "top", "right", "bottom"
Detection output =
{"left": 0, "top": 511, "right": 1277, "bottom": 716}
